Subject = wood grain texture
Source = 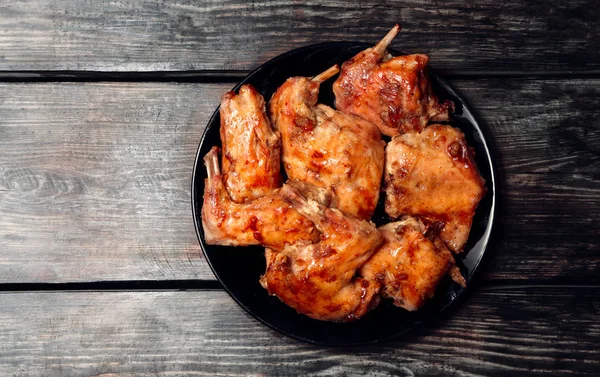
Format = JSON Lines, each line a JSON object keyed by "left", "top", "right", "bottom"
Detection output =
{"left": 0, "top": 287, "right": 598, "bottom": 376}
{"left": 456, "top": 78, "right": 600, "bottom": 282}
{"left": 0, "top": 82, "right": 228, "bottom": 282}
{"left": 0, "top": 0, "right": 598, "bottom": 73}
{"left": 0, "top": 79, "right": 598, "bottom": 283}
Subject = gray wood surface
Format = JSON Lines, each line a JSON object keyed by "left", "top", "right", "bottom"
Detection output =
{"left": 0, "top": 82, "right": 225, "bottom": 282}
{"left": 0, "top": 0, "right": 599, "bottom": 373}
{"left": 0, "top": 287, "right": 597, "bottom": 376}
{"left": 1, "top": 79, "right": 598, "bottom": 283}
{"left": 0, "top": 1, "right": 598, "bottom": 73}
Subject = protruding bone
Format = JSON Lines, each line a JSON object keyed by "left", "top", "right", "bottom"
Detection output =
{"left": 280, "top": 184, "right": 319, "bottom": 219}
{"left": 311, "top": 65, "right": 340, "bottom": 84}
{"left": 203, "top": 146, "right": 221, "bottom": 180}
{"left": 372, "top": 24, "right": 401, "bottom": 56}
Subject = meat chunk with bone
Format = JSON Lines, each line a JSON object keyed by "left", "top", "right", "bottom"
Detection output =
{"left": 269, "top": 66, "right": 385, "bottom": 220}
{"left": 261, "top": 184, "right": 383, "bottom": 322}
{"left": 384, "top": 124, "right": 485, "bottom": 252}
{"left": 220, "top": 84, "right": 281, "bottom": 203}
{"left": 333, "top": 25, "right": 453, "bottom": 136}
{"left": 360, "top": 218, "right": 465, "bottom": 311}
{"left": 201, "top": 147, "right": 320, "bottom": 251}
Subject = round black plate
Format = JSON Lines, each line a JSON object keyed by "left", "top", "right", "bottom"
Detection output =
{"left": 191, "top": 43, "right": 496, "bottom": 346}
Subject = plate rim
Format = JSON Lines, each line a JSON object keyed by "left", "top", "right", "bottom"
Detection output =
{"left": 190, "top": 42, "right": 497, "bottom": 346}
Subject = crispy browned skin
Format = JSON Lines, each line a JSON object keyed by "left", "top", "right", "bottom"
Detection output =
{"left": 360, "top": 218, "right": 465, "bottom": 311}
{"left": 220, "top": 84, "right": 281, "bottom": 203}
{"left": 333, "top": 25, "right": 453, "bottom": 136}
{"left": 269, "top": 66, "right": 385, "bottom": 220}
{"left": 384, "top": 125, "right": 485, "bottom": 252}
{"left": 261, "top": 185, "right": 383, "bottom": 322}
{"left": 201, "top": 147, "right": 319, "bottom": 250}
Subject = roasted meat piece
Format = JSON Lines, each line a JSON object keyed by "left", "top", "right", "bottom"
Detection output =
{"left": 220, "top": 84, "right": 281, "bottom": 203}
{"left": 360, "top": 218, "right": 465, "bottom": 311}
{"left": 260, "top": 184, "right": 383, "bottom": 322}
{"left": 201, "top": 147, "right": 320, "bottom": 250}
{"left": 269, "top": 66, "right": 385, "bottom": 220}
{"left": 333, "top": 25, "right": 453, "bottom": 136}
{"left": 384, "top": 124, "right": 485, "bottom": 252}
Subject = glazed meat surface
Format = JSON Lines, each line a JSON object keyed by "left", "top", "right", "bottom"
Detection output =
{"left": 261, "top": 184, "right": 383, "bottom": 322}
{"left": 220, "top": 84, "right": 281, "bottom": 203}
{"left": 201, "top": 147, "right": 320, "bottom": 250}
{"left": 269, "top": 66, "right": 385, "bottom": 220}
{"left": 360, "top": 218, "right": 465, "bottom": 311}
{"left": 333, "top": 25, "right": 453, "bottom": 136}
{"left": 384, "top": 124, "right": 485, "bottom": 252}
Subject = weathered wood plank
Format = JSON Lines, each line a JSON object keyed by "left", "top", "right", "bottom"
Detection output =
{"left": 0, "top": 1, "right": 598, "bottom": 73}
{"left": 456, "top": 78, "right": 600, "bottom": 282}
{"left": 0, "top": 82, "right": 227, "bottom": 282}
{"left": 0, "top": 287, "right": 597, "bottom": 376}
{"left": 0, "top": 79, "right": 598, "bottom": 283}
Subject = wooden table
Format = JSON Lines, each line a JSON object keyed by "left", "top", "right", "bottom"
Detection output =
{"left": 1, "top": 1, "right": 598, "bottom": 375}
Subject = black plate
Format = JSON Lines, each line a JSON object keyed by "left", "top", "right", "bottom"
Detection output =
{"left": 191, "top": 42, "right": 496, "bottom": 346}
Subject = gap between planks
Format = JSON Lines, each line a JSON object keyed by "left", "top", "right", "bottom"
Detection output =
{"left": 1, "top": 70, "right": 600, "bottom": 83}
{"left": 0, "top": 280, "right": 597, "bottom": 293}
{"left": 0, "top": 280, "right": 224, "bottom": 292}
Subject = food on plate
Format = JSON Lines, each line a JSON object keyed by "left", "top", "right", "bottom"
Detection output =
{"left": 260, "top": 184, "right": 383, "bottom": 321}
{"left": 360, "top": 217, "right": 465, "bottom": 311}
{"left": 201, "top": 146, "right": 320, "bottom": 250}
{"left": 384, "top": 124, "right": 485, "bottom": 252}
{"left": 220, "top": 84, "right": 282, "bottom": 203}
{"left": 204, "top": 86, "right": 340, "bottom": 250}
{"left": 200, "top": 26, "right": 487, "bottom": 322}
{"left": 333, "top": 24, "right": 453, "bottom": 137}
{"left": 269, "top": 65, "right": 385, "bottom": 220}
